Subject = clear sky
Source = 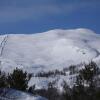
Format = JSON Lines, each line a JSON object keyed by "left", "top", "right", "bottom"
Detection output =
{"left": 0, "top": 0, "right": 100, "bottom": 34}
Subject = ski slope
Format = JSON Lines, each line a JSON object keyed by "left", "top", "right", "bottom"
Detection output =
{"left": 0, "top": 28, "right": 100, "bottom": 73}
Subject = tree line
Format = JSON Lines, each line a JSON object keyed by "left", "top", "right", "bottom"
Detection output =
{"left": 0, "top": 61, "right": 100, "bottom": 100}
{"left": 29, "top": 61, "right": 100, "bottom": 100}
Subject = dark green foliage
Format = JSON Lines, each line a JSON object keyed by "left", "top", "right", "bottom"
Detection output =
{"left": 79, "top": 61, "right": 99, "bottom": 87}
{"left": 95, "top": 89, "right": 100, "bottom": 100}
{"left": 34, "top": 82, "right": 60, "bottom": 100}
{"left": 69, "top": 65, "right": 77, "bottom": 75}
{"left": 28, "top": 84, "right": 35, "bottom": 94}
{"left": 7, "top": 68, "right": 31, "bottom": 91}
{"left": 46, "top": 83, "right": 59, "bottom": 100}
{"left": 0, "top": 70, "right": 7, "bottom": 88}
{"left": 62, "top": 81, "right": 71, "bottom": 100}
{"left": 71, "top": 61, "right": 100, "bottom": 100}
{"left": 35, "top": 69, "right": 66, "bottom": 77}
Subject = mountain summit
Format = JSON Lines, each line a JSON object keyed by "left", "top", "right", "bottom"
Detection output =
{"left": 0, "top": 28, "right": 100, "bottom": 73}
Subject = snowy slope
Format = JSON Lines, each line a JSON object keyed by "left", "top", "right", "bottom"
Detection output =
{"left": 0, "top": 88, "right": 47, "bottom": 100}
{"left": 0, "top": 28, "right": 100, "bottom": 73}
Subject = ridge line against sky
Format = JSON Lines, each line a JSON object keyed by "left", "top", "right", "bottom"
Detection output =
{"left": 0, "top": 0, "right": 99, "bottom": 34}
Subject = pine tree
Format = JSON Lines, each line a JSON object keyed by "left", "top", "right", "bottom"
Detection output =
{"left": 79, "top": 61, "right": 99, "bottom": 87}
{"left": 0, "top": 70, "right": 6, "bottom": 88}
{"left": 7, "top": 68, "right": 31, "bottom": 91}
{"left": 73, "top": 61, "right": 100, "bottom": 100}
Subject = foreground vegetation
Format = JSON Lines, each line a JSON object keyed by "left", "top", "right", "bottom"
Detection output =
{"left": 0, "top": 61, "right": 100, "bottom": 100}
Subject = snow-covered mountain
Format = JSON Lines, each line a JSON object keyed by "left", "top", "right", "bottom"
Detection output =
{"left": 0, "top": 28, "right": 100, "bottom": 90}
{"left": 0, "top": 28, "right": 100, "bottom": 73}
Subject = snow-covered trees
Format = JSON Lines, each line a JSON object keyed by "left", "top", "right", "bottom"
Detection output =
{"left": 0, "top": 61, "right": 100, "bottom": 100}
{"left": 72, "top": 61, "right": 100, "bottom": 100}
{"left": 0, "top": 68, "right": 32, "bottom": 91}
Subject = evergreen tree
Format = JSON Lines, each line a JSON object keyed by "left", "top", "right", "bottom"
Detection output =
{"left": 28, "top": 84, "right": 35, "bottom": 94}
{"left": 0, "top": 70, "right": 7, "bottom": 88}
{"left": 73, "top": 61, "right": 100, "bottom": 100}
{"left": 62, "top": 81, "right": 71, "bottom": 100}
{"left": 79, "top": 61, "right": 99, "bottom": 87}
{"left": 7, "top": 68, "right": 31, "bottom": 91}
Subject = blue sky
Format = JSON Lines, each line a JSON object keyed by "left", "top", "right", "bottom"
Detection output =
{"left": 0, "top": 0, "right": 100, "bottom": 34}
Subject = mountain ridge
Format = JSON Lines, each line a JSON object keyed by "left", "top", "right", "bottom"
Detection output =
{"left": 0, "top": 28, "right": 100, "bottom": 73}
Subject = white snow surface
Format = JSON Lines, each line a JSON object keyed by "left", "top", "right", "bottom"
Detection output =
{"left": 0, "top": 88, "right": 47, "bottom": 100}
{"left": 0, "top": 28, "right": 100, "bottom": 73}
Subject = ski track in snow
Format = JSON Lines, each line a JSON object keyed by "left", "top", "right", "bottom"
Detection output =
{"left": 0, "top": 35, "right": 8, "bottom": 57}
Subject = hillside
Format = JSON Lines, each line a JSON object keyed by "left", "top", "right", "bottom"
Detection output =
{"left": 0, "top": 28, "right": 100, "bottom": 73}
{"left": 0, "top": 28, "right": 100, "bottom": 98}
